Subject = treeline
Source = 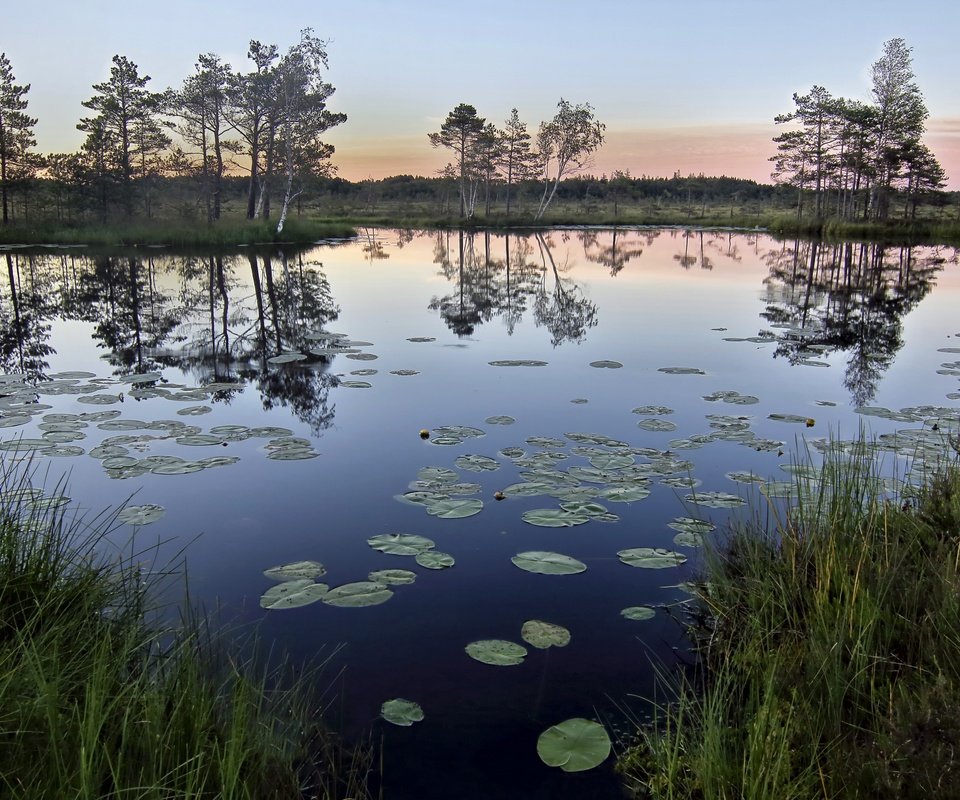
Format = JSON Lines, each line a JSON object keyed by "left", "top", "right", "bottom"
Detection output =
{"left": 0, "top": 30, "right": 344, "bottom": 232}
{"left": 771, "top": 38, "right": 947, "bottom": 222}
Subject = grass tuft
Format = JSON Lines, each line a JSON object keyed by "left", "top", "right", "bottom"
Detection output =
{"left": 0, "top": 457, "right": 375, "bottom": 800}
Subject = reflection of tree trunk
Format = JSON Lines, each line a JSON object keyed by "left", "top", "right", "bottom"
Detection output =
{"left": 248, "top": 252, "right": 268, "bottom": 355}
{"left": 128, "top": 258, "right": 144, "bottom": 371}
{"left": 5, "top": 254, "right": 24, "bottom": 372}
{"left": 208, "top": 256, "right": 217, "bottom": 362}
{"left": 262, "top": 254, "right": 282, "bottom": 352}
{"left": 215, "top": 256, "right": 230, "bottom": 367}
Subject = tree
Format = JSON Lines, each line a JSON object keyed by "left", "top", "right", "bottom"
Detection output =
{"left": 272, "top": 29, "right": 346, "bottom": 234}
{"left": 169, "top": 53, "right": 235, "bottom": 222}
{"left": 869, "top": 38, "right": 930, "bottom": 220}
{"left": 429, "top": 103, "right": 486, "bottom": 217}
{"left": 534, "top": 100, "right": 605, "bottom": 220}
{"left": 500, "top": 108, "right": 534, "bottom": 217}
{"left": 78, "top": 55, "right": 169, "bottom": 217}
{"left": 226, "top": 42, "right": 279, "bottom": 219}
{"left": 0, "top": 53, "right": 38, "bottom": 224}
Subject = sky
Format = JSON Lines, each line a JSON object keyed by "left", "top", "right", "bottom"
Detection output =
{"left": 5, "top": 0, "right": 960, "bottom": 187}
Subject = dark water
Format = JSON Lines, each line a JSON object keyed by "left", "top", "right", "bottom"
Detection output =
{"left": 1, "top": 228, "right": 958, "bottom": 798}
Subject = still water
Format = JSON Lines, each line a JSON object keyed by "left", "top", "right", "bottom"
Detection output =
{"left": 2, "top": 228, "right": 958, "bottom": 798}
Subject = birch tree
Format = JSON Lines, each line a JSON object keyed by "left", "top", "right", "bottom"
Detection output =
{"left": 534, "top": 100, "right": 605, "bottom": 220}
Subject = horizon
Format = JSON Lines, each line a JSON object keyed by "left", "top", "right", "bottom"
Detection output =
{"left": 6, "top": 1, "right": 960, "bottom": 189}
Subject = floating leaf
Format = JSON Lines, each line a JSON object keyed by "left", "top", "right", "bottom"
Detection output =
{"left": 668, "top": 517, "right": 716, "bottom": 535}
{"left": 390, "top": 369, "right": 419, "bottom": 376}
{"left": 368, "top": 533, "right": 435, "bottom": 556}
{"left": 618, "top": 548, "right": 687, "bottom": 569}
{"left": 340, "top": 380, "right": 372, "bottom": 388}
{"left": 264, "top": 561, "right": 327, "bottom": 581}
{"left": 176, "top": 405, "right": 212, "bottom": 416}
{"left": 570, "top": 398, "right": 589, "bottom": 404}
{"left": 685, "top": 491, "right": 746, "bottom": 508}
{"left": 589, "top": 360, "right": 622, "bottom": 369}
{"left": 454, "top": 454, "right": 501, "bottom": 472}
{"left": 77, "top": 394, "right": 121, "bottom": 405}
{"left": 502, "top": 481, "right": 552, "bottom": 498}
{"left": 465, "top": 639, "right": 527, "bottom": 666}
{"left": 368, "top": 569, "right": 417, "bottom": 586}
{"left": 322, "top": 582, "right": 393, "bottom": 607}
{"left": 406, "top": 337, "right": 435, "bottom": 342}
{"left": 488, "top": 360, "right": 547, "bottom": 367}
{"left": 522, "top": 508, "right": 590, "bottom": 528}
{"left": 598, "top": 485, "right": 651, "bottom": 502}
{"left": 260, "top": 580, "right": 330, "bottom": 610}
{"left": 768, "top": 413, "right": 811, "bottom": 424}
{"left": 521, "top": 620, "right": 570, "bottom": 649}
{"left": 511, "top": 551, "right": 587, "bottom": 575}
{"left": 425, "top": 498, "right": 483, "bottom": 519}
{"left": 267, "top": 352, "right": 306, "bottom": 365}
{"left": 351, "top": 369, "right": 378, "bottom": 376}
{"left": 415, "top": 551, "right": 455, "bottom": 569}
{"left": 632, "top": 405, "right": 674, "bottom": 416}
{"left": 537, "top": 718, "right": 611, "bottom": 772}
{"left": 381, "top": 698, "right": 424, "bottom": 727}
{"left": 485, "top": 415, "right": 516, "bottom": 425}
{"left": 658, "top": 367, "right": 705, "bottom": 375}
{"left": 621, "top": 606, "right": 656, "bottom": 621}
{"left": 117, "top": 504, "right": 166, "bottom": 526}
{"left": 347, "top": 353, "right": 378, "bottom": 361}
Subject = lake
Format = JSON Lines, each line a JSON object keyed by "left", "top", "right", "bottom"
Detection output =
{"left": 2, "top": 227, "right": 959, "bottom": 798}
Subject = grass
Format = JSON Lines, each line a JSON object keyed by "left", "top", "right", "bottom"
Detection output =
{"left": 0, "top": 218, "right": 357, "bottom": 248}
{"left": 617, "top": 441, "right": 960, "bottom": 799}
{"left": 0, "top": 458, "right": 375, "bottom": 800}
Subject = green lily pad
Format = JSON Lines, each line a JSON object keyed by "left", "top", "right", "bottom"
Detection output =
{"left": 522, "top": 508, "right": 590, "bottom": 528}
{"left": 368, "top": 534, "right": 436, "bottom": 556}
{"left": 597, "top": 486, "right": 651, "bottom": 502}
{"left": 632, "top": 405, "right": 674, "bottom": 415}
{"left": 425, "top": 498, "right": 483, "bottom": 519}
{"left": 637, "top": 419, "right": 678, "bottom": 432}
{"left": 488, "top": 360, "right": 548, "bottom": 367}
{"left": 368, "top": 569, "right": 417, "bottom": 585}
{"left": 381, "top": 698, "right": 424, "bottom": 726}
{"left": 151, "top": 462, "right": 204, "bottom": 475}
{"left": 347, "top": 353, "right": 378, "bottom": 361}
{"left": 77, "top": 394, "right": 122, "bottom": 404}
{"left": 673, "top": 531, "right": 706, "bottom": 547}
{"left": 511, "top": 551, "right": 587, "bottom": 575}
{"left": 589, "top": 360, "right": 622, "bottom": 369}
{"left": 407, "top": 337, "right": 435, "bottom": 342}
{"left": 117, "top": 504, "right": 166, "bottom": 526}
{"left": 465, "top": 639, "right": 527, "bottom": 666}
{"left": 621, "top": 606, "right": 656, "bottom": 621}
{"left": 588, "top": 453, "right": 634, "bottom": 470}
{"left": 415, "top": 551, "right": 455, "bottom": 570}
{"left": 685, "top": 491, "right": 746, "bottom": 508}
{"left": 260, "top": 579, "right": 330, "bottom": 609}
{"left": 454, "top": 454, "right": 501, "bottom": 472}
{"left": 537, "top": 718, "right": 611, "bottom": 772}
{"left": 658, "top": 367, "right": 705, "bottom": 375}
{"left": 264, "top": 561, "right": 327, "bottom": 581}
{"left": 176, "top": 405, "right": 212, "bottom": 416}
{"left": 502, "top": 481, "right": 552, "bottom": 498}
{"left": 485, "top": 415, "right": 516, "bottom": 425}
{"left": 352, "top": 369, "right": 378, "bottom": 376}
{"left": 768, "top": 413, "right": 811, "bottom": 424}
{"left": 618, "top": 548, "right": 687, "bottom": 569}
{"left": 268, "top": 352, "right": 307, "bottom": 365}
{"left": 339, "top": 380, "right": 372, "bottom": 388}
{"left": 390, "top": 369, "right": 419, "bottom": 376}
{"left": 668, "top": 517, "right": 715, "bottom": 535}
{"left": 119, "top": 372, "right": 162, "bottom": 384}
{"left": 521, "top": 620, "right": 571, "bottom": 649}
{"left": 322, "top": 582, "right": 393, "bottom": 607}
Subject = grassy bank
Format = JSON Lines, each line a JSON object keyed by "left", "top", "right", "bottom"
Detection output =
{"left": 618, "top": 447, "right": 960, "bottom": 799}
{"left": 0, "top": 218, "right": 357, "bottom": 248}
{"left": 0, "top": 461, "right": 374, "bottom": 800}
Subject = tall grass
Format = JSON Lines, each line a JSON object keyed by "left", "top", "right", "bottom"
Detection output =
{"left": 0, "top": 458, "right": 375, "bottom": 800}
{"left": 618, "top": 445, "right": 960, "bottom": 799}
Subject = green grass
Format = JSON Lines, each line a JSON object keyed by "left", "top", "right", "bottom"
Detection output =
{"left": 617, "top": 443, "right": 960, "bottom": 799}
{"left": 0, "top": 458, "right": 375, "bottom": 800}
{"left": 0, "top": 218, "right": 357, "bottom": 248}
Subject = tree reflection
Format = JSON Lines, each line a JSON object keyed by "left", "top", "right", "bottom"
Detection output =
{"left": 760, "top": 239, "right": 953, "bottom": 405}
{"left": 578, "top": 228, "right": 647, "bottom": 276}
{"left": 0, "top": 253, "right": 55, "bottom": 380}
{"left": 532, "top": 233, "right": 598, "bottom": 346}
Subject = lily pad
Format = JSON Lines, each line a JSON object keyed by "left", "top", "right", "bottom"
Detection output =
{"left": 454, "top": 454, "right": 501, "bottom": 472}
{"left": 488, "top": 360, "right": 548, "bottom": 367}
{"left": 597, "top": 486, "right": 651, "bottom": 502}
{"left": 521, "top": 508, "right": 590, "bottom": 528}
{"left": 390, "top": 369, "right": 419, "bottom": 376}
{"left": 621, "top": 606, "right": 656, "bottom": 621}
{"left": 381, "top": 698, "right": 424, "bottom": 727}
{"left": 263, "top": 560, "right": 327, "bottom": 581}
{"left": 511, "top": 551, "right": 587, "bottom": 575}
{"left": 685, "top": 491, "right": 746, "bottom": 508}
{"left": 322, "top": 581, "right": 393, "bottom": 607}
{"left": 537, "top": 718, "right": 611, "bottom": 772}
{"left": 668, "top": 517, "right": 716, "bottom": 535}
{"left": 589, "top": 360, "right": 622, "bottom": 369}
{"left": 117, "top": 504, "right": 166, "bottom": 526}
{"left": 267, "top": 352, "right": 306, "bottom": 365}
{"left": 465, "top": 639, "right": 527, "bottom": 666}
{"left": 351, "top": 369, "right": 378, "bottom": 376}
{"left": 632, "top": 405, "right": 674, "bottom": 416}
{"left": 368, "top": 569, "right": 417, "bottom": 585}
{"left": 658, "top": 367, "right": 705, "bottom": 375}
{"left": 260, "top": 580, "right": 330, "bottom": 609}
{"left": 407, "top": 337, "right": 436, "bottom": 342}
{"left": 347, "top": 353, "right": 378, "bottom": 361}
{"left": 521, "top": 620, "right": 571, "bottom": 649}
{"left": 618, "top": 548, "right": 687, "bottom": 569}
{"left": 339, "top": 380, "right": 372, "bottom": 388}
{"left": 415, "top": 551, "right": 455, "bottom": 570}
{"left": 425, "top": 498, "right": 483, "bottom": 519}
{"left": 368, "top": 533, "right": 435, "bottom": 556}
{"left": 485, "top": 415, "right": 516, "bottom": 425}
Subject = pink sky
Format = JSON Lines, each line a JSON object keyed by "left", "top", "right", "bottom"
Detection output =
{"left": 329, "top": 120, "right": 960, "bottom": 189}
